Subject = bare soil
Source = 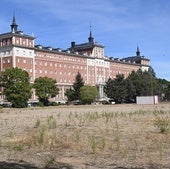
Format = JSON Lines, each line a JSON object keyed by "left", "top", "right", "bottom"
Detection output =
{"left": 0, "top": 103, "right": 170, "bottom": 169}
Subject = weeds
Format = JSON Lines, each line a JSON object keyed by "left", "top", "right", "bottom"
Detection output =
{"left": 13, "top": 143, "right": 24, "bottom": 151}
{"left": 44, "top": 154, "right": 57, "bottom": 168}
{"left": 154, "top": 112, "right": 170, "bottom": 134}
{"left": 89, "top": 136, "right": 97, "bottom": 154}
{"left": 47, "top": 115, "right": 57, "bottom": 129}
{"left": 34, "top": 118, "right": 41, "bottom": 128}
{"left": 1, "top": 106, "right": 170, "bottom": 168}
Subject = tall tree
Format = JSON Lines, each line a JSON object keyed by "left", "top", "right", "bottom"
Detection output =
{"left": 104, "top": 74, "right": 127, "bottom": 103}
{"left": 65, "top": 72, "right": 84, "bottom": 101}
{"left": 125, "top": 68, "right": 161, "bottom": 102}
{"left": 33, "top": 77, "right": 59, "bottom": 106}
{"left": 157, "top": 78, "right": 170, "bottom": 101}
{"left": 126, "top": 70, "right": 143, "bottom": 101}
{"left": 0, "top": 67, "right": 31, "bottom": 108}
{"left": 104, "top": 78, "right": 114, "bottom": 99}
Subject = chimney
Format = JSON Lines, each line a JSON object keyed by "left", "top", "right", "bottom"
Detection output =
{"left": 71, "top": 41, "right": 75, "bottom": 48}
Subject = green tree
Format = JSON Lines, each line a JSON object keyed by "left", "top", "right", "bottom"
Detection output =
{"left": 65, "top": 72, "right": 84, "bottom": 101}
{"left": 33, "top": 77, "right": 59, "bottom": 106}
{"left": 125, "top": 68, "right": 161, "bottom": 102}
{"left": 166, "top": 83, "right": 170, "bottom": 101}
{"left": 65, "top": 87, "right": 74, "bottom": 102}
{"left": 0, "top": 67, "right": 31, "bottom": 108}
{"left": 125, "top": 76, "right": 136, "bottom": 103}
{"left": 104, "top": 78, "right": 114, "bottom": 99}
{"left": 104, "top": 74, "right": 127, "bottom": 103}
{"left": 125, "top": 70, "right": 142, "bottom": 102}
{"left": 80, "top": 85, "right": 98, "bottom": 104}
{"left": 157, "top": 78, "right": 170, "bottom": 101}
{"left": 136, "top": 68, "right": 160, "bottom": 96}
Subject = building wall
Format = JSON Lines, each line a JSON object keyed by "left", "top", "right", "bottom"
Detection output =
{"left": 35, "top": 50, "right": 87, "bottom": 84}
{"left": 110, "top": 61, "right": 140, "bottom": 78}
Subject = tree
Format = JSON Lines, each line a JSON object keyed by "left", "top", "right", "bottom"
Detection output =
{"left": 125, "top": 68, "right": 162, "bottom": 103}
{"left": 33, "top": 77, "right": 59, "bottom": 106}
{"left": 125, "top": 76, "right": 136, "bottom": 103}
{"left": 125, "top": 70, "right": 142, "bottom": 102}
{"left": 64, "top": 87, "right": 74, "bottom": 102}
{"left": 65, "top": 72, "right": 84, "bottom": 101}
{"left": 157, "top": 78, "right": 170, "bottom": 101}
{"left": 104, "top": 74, "right": 127, "bottom": 103}
{"left": 104, "top": 78, "right": 114, "bottom": 99}
{"left": 0, "top": 67, "right": 31, "bottom": 108}
{"left": 80, "top": 85, "right": 98, "bottom": 104}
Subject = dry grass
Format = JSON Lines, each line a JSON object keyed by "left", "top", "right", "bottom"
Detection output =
{"left": 0, "top": 103, "right": 170, "bottom": 168}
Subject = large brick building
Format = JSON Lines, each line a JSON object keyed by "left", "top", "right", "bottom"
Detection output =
{"left": 0, "top": 16, "right": 150, "bottom": 102}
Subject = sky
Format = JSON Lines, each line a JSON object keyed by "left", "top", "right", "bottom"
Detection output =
{"left": 0, "top": 0, "right": 170, "bottom": 81}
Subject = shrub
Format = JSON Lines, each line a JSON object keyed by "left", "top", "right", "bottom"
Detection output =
{"left": 37, "top": 102, "right": 44, "bottom": 107}
{"left": 154, "top": 115, "right": 170, "bottom": 134}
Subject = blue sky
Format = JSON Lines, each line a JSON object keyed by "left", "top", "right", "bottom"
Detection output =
{"left": 0, "top": 0, "right": 170, "bottom": 80}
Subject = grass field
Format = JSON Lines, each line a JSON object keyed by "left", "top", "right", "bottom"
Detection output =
{"left": 0, "top": 103, "right": 170, "bottom": 169}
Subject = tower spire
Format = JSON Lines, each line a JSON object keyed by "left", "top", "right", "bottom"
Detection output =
{"left": 136, "top": 46, "right": 140, "bottom": 56}
{"left": 88, "top": 24, "right": 94, "bottom": 43}
{"left": 11, "top": 13, "right": 18, "bottom": 33}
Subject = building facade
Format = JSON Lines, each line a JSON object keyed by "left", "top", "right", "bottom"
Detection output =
{"left": 0, "top": 16, "right": 150, "bottom": 102}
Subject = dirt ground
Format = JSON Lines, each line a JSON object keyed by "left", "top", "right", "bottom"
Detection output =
{"left": 0, "top": 103, "right": 170, "bottom": 169}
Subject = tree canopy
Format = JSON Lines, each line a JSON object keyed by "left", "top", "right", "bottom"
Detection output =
{"left": 104, "top": 74, "right": 127, "bottom": 103}
{"left": 65, "top": 72, "right": 84, "bottom": 101}
{"left": 0, "top": 67, "right": 32, "bottom": 108}
{"left": 80, "top": 85, "right": 98, "bottom": 104}
{"left": 33, "top": 76, "right": 59, "bottom": 106}
{"left": 104, "top": 68, "right": 165, "bottom": 103}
